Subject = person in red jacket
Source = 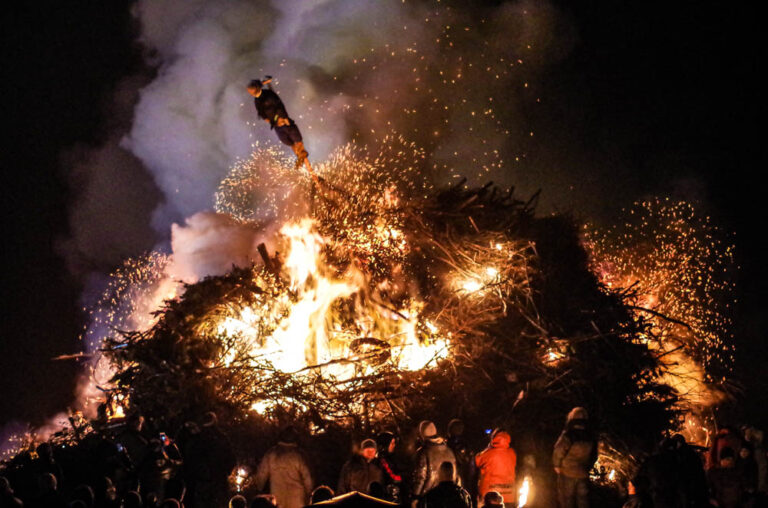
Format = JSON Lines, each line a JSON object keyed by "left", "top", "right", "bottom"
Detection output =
{"left": 475, "top": 429, "right": 517, "bottom": 505}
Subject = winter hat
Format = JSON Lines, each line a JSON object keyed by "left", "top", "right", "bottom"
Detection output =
{"left": 566, "top": 407, "right": 588, "bottom": 422}
{"left": 419, "top": 420, "right": 438, "bottom": 439}
{"left": 248, "top": 79, "right": 263, "bottom": 89}
{"left": 361, "top": 438, "right": 377, "bottom": 450}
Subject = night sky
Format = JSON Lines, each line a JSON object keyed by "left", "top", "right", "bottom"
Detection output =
{"left": 2, "top": 1, "right": 765, "bottom": 429}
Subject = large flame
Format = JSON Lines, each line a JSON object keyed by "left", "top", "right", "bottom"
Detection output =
{"left": 214, "top": 218, "right": 449, "bottom": 404}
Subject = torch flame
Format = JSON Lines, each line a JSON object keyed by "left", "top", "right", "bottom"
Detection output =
{"left": 518, "top": 476, "right": 531, "bottom": 508}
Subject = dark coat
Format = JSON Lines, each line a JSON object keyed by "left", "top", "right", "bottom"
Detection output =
{"left": 254, "top": 89, "right": 290, "bottom": 127}
{"left": 420, "top": 481, "right": 472, "bottom": 508}
{"left": 412, "top": 439, "right": 459, "bottom": 498}
{"left": 337, "top": 455, "right": 384, "bottom": 495}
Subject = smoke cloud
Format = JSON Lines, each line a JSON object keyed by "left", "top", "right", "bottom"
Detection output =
{"left": 64, "top": 0, "right": 574, "bottom": 275}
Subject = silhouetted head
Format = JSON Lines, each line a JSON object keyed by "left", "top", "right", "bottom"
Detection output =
{"left": 369, "top": 481, "right": 386, "bottom": 499}
{"left": 72, "top": 484, "right": 95, "bottom": 507}
{"left": 123, "top": 491, "right": 142, "bottom": 508}
{"left": 376, "top": 431, "right": 396, "bottom": 454}
{"left": 279, "top": 425, "right": 299, "bottom": 444}
{"left": 310, "top": 485, "right": 335, "bottom": 504}
{"left": 448, "top": 419, "right": 464, "bottom": 437}
{"left": 202, "top": 411, "right": 218, "bottom": 427}
{"left": 40, "top": 472, "right": 57, "bottom": 493}
{"left": 229, "top": 494, "right": 247, "bottom": 508}
{"left": 438, "top": 461, "right": 455, "bottom": 483}
{"left": 482, "top": 490, "right": 504, "bottom": 508}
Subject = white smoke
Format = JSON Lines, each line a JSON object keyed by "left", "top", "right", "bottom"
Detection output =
{"left": 168, "top": 211, "right": 263, "bottom": 283}
{"left": 124, "top": 0, "right": 426, "bottom": 230}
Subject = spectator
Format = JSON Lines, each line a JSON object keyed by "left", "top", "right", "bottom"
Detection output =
{"left": 708, "top": 448, "right": 745, "bottom": 508}
{"left": 0, "top": 476, "right": 23, "bottom": 508}
{"left": 743, "top": 425, "right": 768, "bottom": 496}
{"left": 708, "top": 427, "right": 743, "bottom": 470}
{"left": 446, "top": 420, "right": 473, "bottom": 493}
{"left": 30, "top": 473, "right": 66, "bottom": 508}
{"left": 671, "top": 434, "right": 709, "bottom": 508}
{"left": 475, "top": 429, "right": 516, "bottom": 505}
{"left": 71, "top": 484, "right": 95, "bottom": 508}
{"left": 255, "top": 426, "right": 313, "bottom": 508}
{"left": 737, "top": 443, "right": 759, "bottom": 501}
{"left": 117, "top": 414, "right": 150, "bottom": 474}
{"left": 552, "top": 407, "right": 597, "bottom": 508}
{"left": 411, "top": 421, "right": 460, "bottom": 508}
{"left": 636, "top": 438, "right": 682, "bottom": 508}
{"left": 375, "top": 431, "right": 403, "bottom": 503}
{"left": 420, "top": 462, "right": 472, "bottom": 508}
{"left": 338, "top": 439, "right": 384, "bottom": 495}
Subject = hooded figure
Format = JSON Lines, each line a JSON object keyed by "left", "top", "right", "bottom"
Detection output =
{"left": 475, "top": 430, "right": 517, "bottom": 504}
{"left": 552, "top": 407, "right": 597, "bottom": 508}
{"left": 255, "top": 426, "right": 313, "bottom": 508}
{"left": 338, "top": 439, "right": 385, "bottom": 495}
{"left": 411, "top": 421, "right": 460, "bottom": 507}
{"left": 447, "top": 420, "right": 474, "bottom": 493}
{"left": 375, "top": 431, "right": 403, "bottom": 503}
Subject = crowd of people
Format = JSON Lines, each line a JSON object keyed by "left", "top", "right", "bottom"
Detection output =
{"left": 1, "top": 407, "right": 766, "bottom": 508}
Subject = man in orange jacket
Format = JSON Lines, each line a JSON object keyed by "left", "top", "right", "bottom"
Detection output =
{"left": 475, "top": 429, "right": 517, "bottom": 505}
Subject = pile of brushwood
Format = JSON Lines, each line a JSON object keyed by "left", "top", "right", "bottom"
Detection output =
{"left": 5, "top": 183, "right": 684, "bottom": 499}
{"left": 98, "top": 183, "right": 680, "bottom": 476}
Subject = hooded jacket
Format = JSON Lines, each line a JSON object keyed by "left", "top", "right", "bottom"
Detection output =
{"left": 412, "top": 438, "right": 460, "bottom": 498}
{"left": 552, "top": 409, "right": 597, "bottom": 479}
{"left": 475, "top": 431, "right": 517, "bottom": 503}
{"left": 255, "top": 441, "right": 313, "bottom": 508}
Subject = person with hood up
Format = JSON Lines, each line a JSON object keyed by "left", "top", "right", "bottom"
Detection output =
{"left": 420, "top": 462, "right": 472, "bottom": 508}
{"left": 446, "top": 420, "right": 474, "bottom": 494}
{"left": 337, "top": 439, "right": 385, "bottom": 495}
{"left": 246, "top": 78, "right": 313, "bottom": 175}
{"left": 255, "top": 426, "right": 313, "bottom": 508}
{"left": 375, "top": 431, "right": 404, "bottom": 503}
{"left": 411, "top": 421, "right": 460, "bottom": 508}
{"left": 474, "top": 429, "right": 517, "bottom": 505}
{"left": 552, "top": 407, "right": 597, "bottom": 508}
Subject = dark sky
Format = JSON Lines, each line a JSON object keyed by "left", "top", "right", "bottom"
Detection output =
{"left": 2, "top": 1, "right": 765, "bottom": 429}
